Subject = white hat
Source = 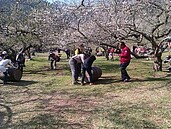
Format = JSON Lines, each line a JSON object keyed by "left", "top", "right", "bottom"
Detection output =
{"left": 2, "top": 51, "right": 7, "bottom": 55}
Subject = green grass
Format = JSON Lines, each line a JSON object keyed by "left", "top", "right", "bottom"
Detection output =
{"left": 0, "top": 52, "right": 171, "bottom": 129}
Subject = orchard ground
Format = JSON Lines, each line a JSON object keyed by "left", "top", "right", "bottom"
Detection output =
{"left": 0, "top": 52, "right": 171, "bottom": 129}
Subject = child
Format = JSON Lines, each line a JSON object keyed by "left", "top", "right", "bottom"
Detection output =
{"left": 81, "top": 55, "right": 96, "bottom": 85}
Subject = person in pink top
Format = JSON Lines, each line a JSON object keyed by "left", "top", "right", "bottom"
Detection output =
{"left": 119, "top": 42, "right": 131, "bottom": 82}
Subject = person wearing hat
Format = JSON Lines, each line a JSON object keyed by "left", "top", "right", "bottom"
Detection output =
{"left": 2, "top": 51, "right": 7, "bottom": 55}
{"left": 1, "top": 51, "right": 8, "bottom": 59}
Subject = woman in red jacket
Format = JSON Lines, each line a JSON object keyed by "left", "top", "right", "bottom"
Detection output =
{"left": 119, "top": 42, "right": 131, "bottom": 82}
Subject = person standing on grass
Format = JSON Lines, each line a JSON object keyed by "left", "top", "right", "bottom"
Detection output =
{"left": 81, "top": 55, "right": 96, "bottom": 86}
{"left": 74, "top": 44, "right": 85, "bottom": 79}
{"left": 69, "top": 54, "right": 85, "bottom": 85}
{"left": 75, "top": 44, "right": 84, "bottom": 55}
{"left": 119, "top": 42, "right": 131, "bottom": 82}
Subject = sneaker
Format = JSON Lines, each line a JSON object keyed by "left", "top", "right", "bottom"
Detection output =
{"left": 81, "top": 83, "right": 85, "bottom": 86}
{"left": 89, "top": 83, "right": 94, "bottom": 85}
{"left": 124, "top": 79, "right": 130, "bottom": 82}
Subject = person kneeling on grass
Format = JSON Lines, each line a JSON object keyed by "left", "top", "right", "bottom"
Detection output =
{"left": 81, "top": 55, "right": 96, "bottom": 85}
{"left": 0, "top": 56, "right": 16, "bottom": 85}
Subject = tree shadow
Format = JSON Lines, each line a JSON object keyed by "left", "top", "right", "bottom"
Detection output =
{"left": 5, "top": 80, "right": 38, "bottom": 87}
{"left": 0, "top": 85, "right": 164, "bottom": 129}
{"left": 131, "top": 77, "right": 170, "bottom": 82}
{"left": 0, "top": 104, "right": 12, "bottom": 129}
{"left": 106, "top": 104, "right": 159, "bottom": 129}
{"left": 11, "top": 113, "right": 90, "bottom": 129}
{"left": 94, "top": 75, "right": 171, "bottom": 85}
{"left": 95, "top": 76, "right": 119, "bottom": 84}
{"left": 24, "top": 64, "right": 69, "bottom": 76}
{"left": 0, "top": 91, "right": 93, "bottom": 129}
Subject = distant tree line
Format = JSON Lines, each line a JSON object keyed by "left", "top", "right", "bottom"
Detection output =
{"left": 0, "top": 0, "right": 171, "bottom": 70}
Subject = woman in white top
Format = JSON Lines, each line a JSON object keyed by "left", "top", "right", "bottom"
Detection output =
{"left": 69, "top": 54, "right": 85, "bottom": 85}
{"left": 0, "top": 56, "right": 16, "bottom": 84}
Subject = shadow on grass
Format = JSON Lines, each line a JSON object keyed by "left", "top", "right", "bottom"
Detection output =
{"left": 7, "top": 80, "right": 38, "bottom": 87}
{"left": 0, "top": 86, "right": 164, "bottom": 129}
{"left": 131, "top": 77, "right": 170, "bottom": 82}
{"left": 11, "top": 113, "right": 90, "bottom": 129}
{"left": 0, "top": 104, "right": 12, "bottom": 129}
{"left": 95, "top": 76, "right": 118, "bottom": 84}
{"left": 105, "top": 104, "right": 159, "bottom": 129}
{"left": 0, "top": 93, "right": 92, "bottom": 129}
{"left": 24, "top": 64, "right": 70, "bottom": 76}
{"left": 95, "top": 76, "right": 171, "bottom": 85}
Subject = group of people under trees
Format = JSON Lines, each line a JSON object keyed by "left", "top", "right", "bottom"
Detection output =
{"left": 0, "top": 41, "right": 131, "bottom": 85}
{"left": 48, "top": 46, "right": 92, "bottom": 70}
{"left": 69, "top": 44, "right": 96, "bottom": 85}
{"left": 48, "top": 47, "right": 72, "bottom": 70}
{"left": 68, "top": 42, "right": 132, "bottom": 85}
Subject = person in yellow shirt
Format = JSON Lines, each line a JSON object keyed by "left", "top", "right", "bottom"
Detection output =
{"left": 75, "top": 44, "right": 84, "bottom": 55}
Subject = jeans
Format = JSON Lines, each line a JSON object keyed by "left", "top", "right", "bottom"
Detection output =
{"left": 50, "top": 60, "right": 56, "bottom": 69}
{"left": 120, "top": 61, "right": 130, "bottom": 81}
{"left": 69, "top": 59, "right": 78, "bottom": 83}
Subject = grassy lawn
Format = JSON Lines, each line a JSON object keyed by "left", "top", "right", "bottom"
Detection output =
{"left": 0, "top": 52, "right": 171, "bottom": 129}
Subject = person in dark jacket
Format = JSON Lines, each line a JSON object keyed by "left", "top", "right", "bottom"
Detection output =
{"left": 81, "top": 55, "right": 96, "bottom": 85}
{"left": 74, "top": 44, "right": 85, "bottom": 79}
{"left": 119, "top": 42, "right": 131, "bottom": 82}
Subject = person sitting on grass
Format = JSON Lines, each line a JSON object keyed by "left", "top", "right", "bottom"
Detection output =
{"left": 81, "top": 55, "right": 96, "bottom": 86}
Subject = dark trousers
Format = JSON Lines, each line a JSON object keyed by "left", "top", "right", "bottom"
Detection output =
{"left": 66, "top": 52, "right": 70, "bottom": 59}
{"left": 3, "top": 71, "right": 7, "bottom": 84}
{"left": 120, "top": 61, "right": 130, "bottom": 81}
{"left": 51, "top": 60, "right": 56, "bottom": 69}
{"left": 77, "top": 63, "right": 81, "bottom": 77}
{"left": 81, "top": 67, "right": 92, "bottom": 83}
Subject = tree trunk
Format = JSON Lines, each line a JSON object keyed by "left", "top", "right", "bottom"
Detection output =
{"left": 26, "top": 48, "right": 32, "bottom": 59}
{"left": 153, "top": 52, "right": 162, "bottom": 71}
{"left": 104, "top": 47, "right": 109, "bottom": 60}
